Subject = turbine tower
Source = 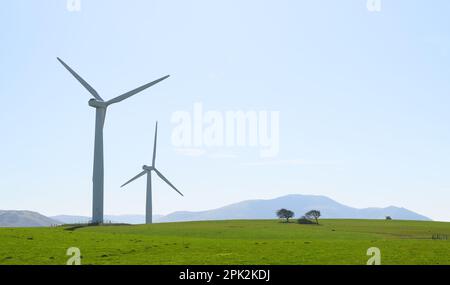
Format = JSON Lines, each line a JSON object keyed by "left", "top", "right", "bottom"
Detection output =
{"left": 121, "top": 122, "right": 183, "bottom": 224}
{"left": 57, "top": 57, "right": 169, "bottom": 224}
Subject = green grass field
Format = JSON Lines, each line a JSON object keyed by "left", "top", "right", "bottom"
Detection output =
{"left": 0, "top": 219, "right": 449, "bottom": 265}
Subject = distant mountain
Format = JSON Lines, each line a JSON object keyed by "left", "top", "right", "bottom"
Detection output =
{"left": 51, "top": 214, "right": 163, "bottom": 224}
{"left": 0, "top": 210, "right": 60, "bottom": 227}
{"left": 4, "top": 194, "right": 431, "bottom": 227}
{"left": 50, "top": 215, "right": 89, "bottom": 224}
{"left": 158, "top": 194, "right": 431, "bottom": 222}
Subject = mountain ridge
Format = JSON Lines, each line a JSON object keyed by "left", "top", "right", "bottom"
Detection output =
{"left": 0, "top": 210, "right": 60, "bottom": 227}
{"left": 1, "top": 194, "right": 431, "bottom": 227}
{"left": 158, "top": 194, "right": 431, "bottom": 222}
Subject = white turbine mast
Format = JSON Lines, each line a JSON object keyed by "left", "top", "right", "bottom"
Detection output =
{"left": 57, "top": 57, "right": 169, "bottom": 224}
{"left": 121, "top": 122, "right": 183, "bottom": 224}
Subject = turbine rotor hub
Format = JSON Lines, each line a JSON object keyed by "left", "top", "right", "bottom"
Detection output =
{"left": 143, "top": 165, "right": 153, "bottom": 171}
{"left": 88, "top": 99, "right": 107, "bottom": 108}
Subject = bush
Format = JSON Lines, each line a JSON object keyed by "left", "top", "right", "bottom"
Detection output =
{"left": 297, "top": 216, "right": 316, "bottom": 224}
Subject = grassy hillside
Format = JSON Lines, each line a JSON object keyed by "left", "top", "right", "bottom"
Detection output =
{"left": 0, "top": 219, "right": 449, "bottom": 265}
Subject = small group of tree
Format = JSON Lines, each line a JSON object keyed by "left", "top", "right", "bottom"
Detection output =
{"left": 276, "top": 209, "right": 321, "bottom": 225}
{"left": 385, "top": 216, "right": 392, "bottom": 220}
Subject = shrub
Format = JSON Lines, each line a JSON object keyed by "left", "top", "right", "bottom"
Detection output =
{"left": 297, "top": 216, "right": 316, "bottom": 224}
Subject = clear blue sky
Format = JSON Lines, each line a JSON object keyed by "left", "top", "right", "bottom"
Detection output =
{"left": 1, "top": 1, "right": 449, "bottom": 221}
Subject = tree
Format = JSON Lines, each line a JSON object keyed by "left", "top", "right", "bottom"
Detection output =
{"left": 276, "top": 208, "right": 295, "bottom": 223}
{"left": 385, "top": 216, "right": 392, "bottom": 220}
{"left": 305, "top": 210, "right": 321, "bottom": 224}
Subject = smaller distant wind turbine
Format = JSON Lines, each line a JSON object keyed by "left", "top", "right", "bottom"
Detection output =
{"left": 121, "top": 122, "right": 183, "bottom": 224}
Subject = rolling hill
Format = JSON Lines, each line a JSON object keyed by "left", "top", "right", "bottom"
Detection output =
{"left": 157, "top": 194, "right": 430, "bottom": 222}
{"left": 3, "top": 194, "right": 430, "bottom": 227}
{"left": 0, "top": 210, "right": 60, "bottom": 227}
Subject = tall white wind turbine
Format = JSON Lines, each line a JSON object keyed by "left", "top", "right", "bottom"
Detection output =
{"left": 57, "top": 58, "right": 169, "bottom": 224}
{"left": 121, "top": 122, "right": 183, "bottom": 224}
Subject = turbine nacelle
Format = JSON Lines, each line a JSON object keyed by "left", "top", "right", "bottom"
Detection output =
{"left": 143, "top": 165, "right": 153, "bottom": 172}
{"left": 88, "top": 99, "right": 108, "bottom": 109}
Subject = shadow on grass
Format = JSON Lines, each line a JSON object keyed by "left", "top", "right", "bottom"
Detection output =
{"left": 63, "top": 223, "right": 131, "bottom": 231}
{"left": 277, "top": 219, "right": 320, "bottom": 225}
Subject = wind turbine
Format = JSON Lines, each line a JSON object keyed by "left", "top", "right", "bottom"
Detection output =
{"left": 57, "top": 57, "right": 169, "bottom": 224}
{"left": 121, "top": 122, "right": 183, "bottom": 224}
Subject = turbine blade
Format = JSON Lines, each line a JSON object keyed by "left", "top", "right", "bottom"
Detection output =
{"left": 57, "top": 57, "right": 104, "bottom": 101}
{"left": 121, "top": 170, "right": 146, "bottom": 188}
{"left": 154, "top": 168, "right": 183, "bottom": 196}
{"left": 106, "top": 75, "right": 170, "bottom": 105}
{"left": 152, "top": 121, "right": 158, "bottom": 167}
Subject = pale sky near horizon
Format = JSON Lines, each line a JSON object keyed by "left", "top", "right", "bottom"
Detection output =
{"left": 1, "top": 1, "right": 449, "bottom": 221}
